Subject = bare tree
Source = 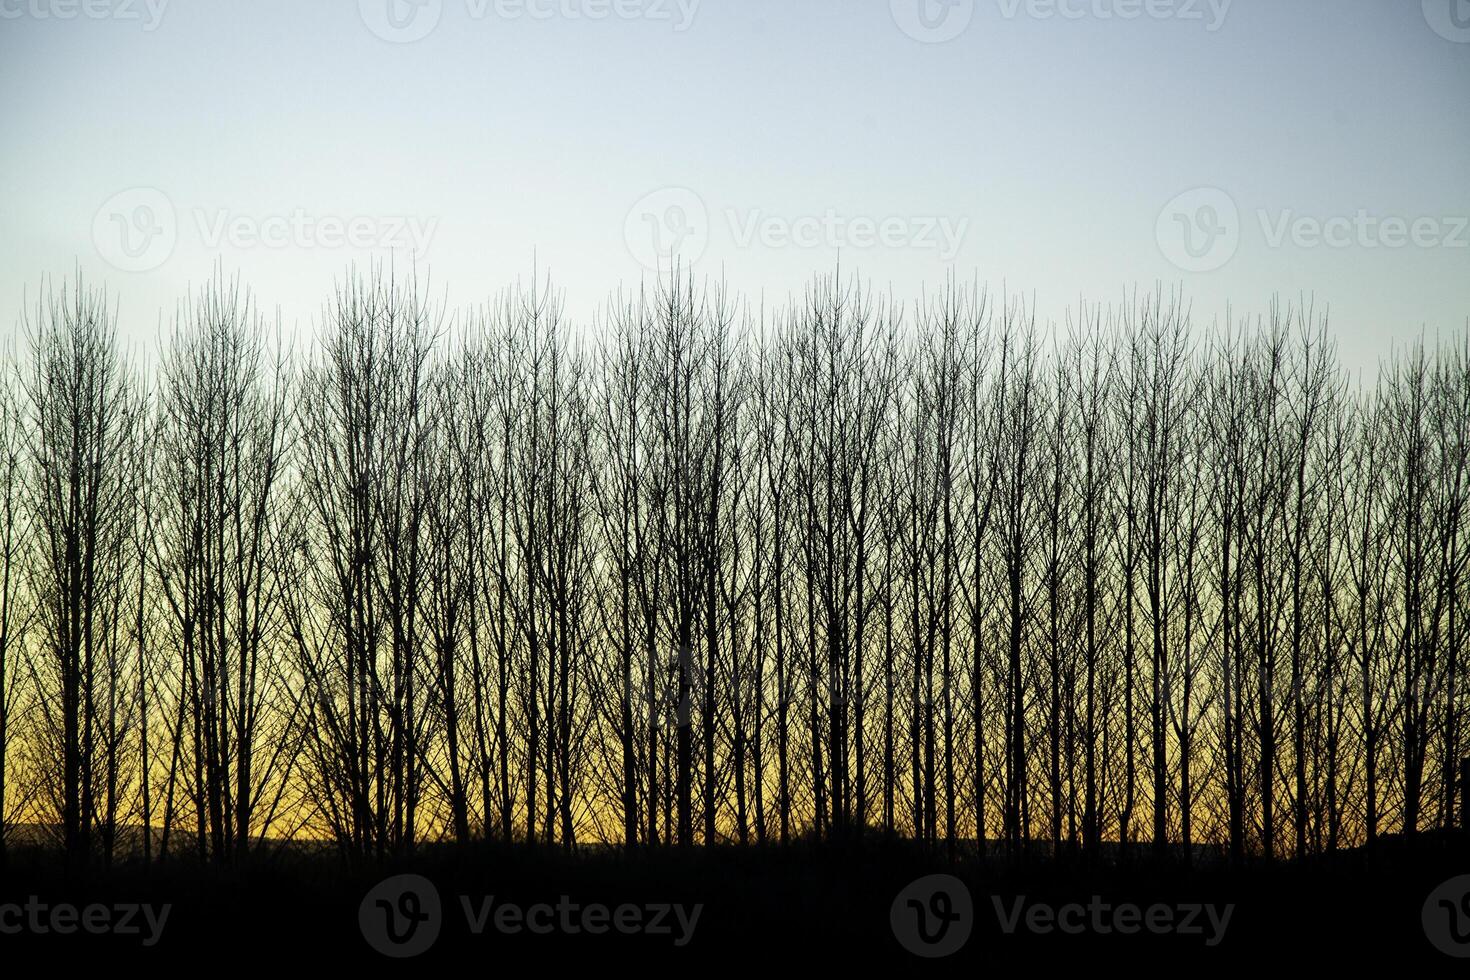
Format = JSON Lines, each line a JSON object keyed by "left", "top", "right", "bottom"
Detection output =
{"left": 0, "top": 352, "right": 29, "bottom": 863}
{"left": 21, "top": 279, "right": 146, "bottom": 866}
{"left": 286, "top": 266, "right": 438, "bottom": 860}
{"left": 152, "top": 271, "right": 298, "bottom": 864}
{"left": 4, "top": 267, "right": 1468, "bottom": 864}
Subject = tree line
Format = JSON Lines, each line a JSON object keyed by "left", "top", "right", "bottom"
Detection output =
{"left": 0, "top": 266, "right": 1465, "bottom": 867}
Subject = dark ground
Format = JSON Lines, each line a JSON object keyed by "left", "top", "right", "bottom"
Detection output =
{"left": 1, "top": 833, "right": 1466, "bottom": 968}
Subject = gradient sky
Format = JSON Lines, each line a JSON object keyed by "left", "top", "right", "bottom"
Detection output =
{"left": 1, "top": 0, "right": 1467, "bottom": 375}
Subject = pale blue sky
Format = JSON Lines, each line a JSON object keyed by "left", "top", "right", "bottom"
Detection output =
{"left": 1, "top": 0, "right": 1467, "bottom": 373}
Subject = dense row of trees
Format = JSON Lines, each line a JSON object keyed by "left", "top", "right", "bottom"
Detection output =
{"left": 0, "top": 268, "right": 1466, "bottom": 867}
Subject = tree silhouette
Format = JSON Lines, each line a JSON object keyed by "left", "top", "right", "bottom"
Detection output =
{"left": 1, "top": 267, "right": 1466, "bottom": 865}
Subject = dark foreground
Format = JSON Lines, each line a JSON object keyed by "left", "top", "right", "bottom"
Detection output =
{"left": 1, "top": 834, "right": 1467, "bottom": 968}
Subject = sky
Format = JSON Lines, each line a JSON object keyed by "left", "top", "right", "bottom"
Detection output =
{"left": 1, "top": 0, "right": 1467, "bottom": 376}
